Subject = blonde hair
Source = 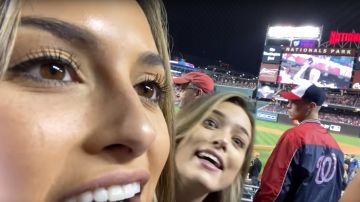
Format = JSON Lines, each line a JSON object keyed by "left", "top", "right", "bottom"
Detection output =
{"left": 175, "top": 92, "right": 255, "bottom": 202}
{"left": 137, "top": 1, "right": 175, "bottom": 202}
{"left": 1, "top": 0, "right": 174, "bottom": 201}
{"left": 0, "top": 0, "right": 21, "bottom": 78}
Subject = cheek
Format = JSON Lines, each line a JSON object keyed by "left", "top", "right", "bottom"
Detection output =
{"left": 226, "top": 151, "right": 245, "bottom": 179}
{"left": 142, "top": 114, "right": 170, "bottom": 201}
{"left": 0, "top": 93, "right": 87, "bottom": 199}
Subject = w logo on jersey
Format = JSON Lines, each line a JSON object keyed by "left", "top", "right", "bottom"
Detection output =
{"left": 315, "top": 153, "right": 337, "bottom": 184}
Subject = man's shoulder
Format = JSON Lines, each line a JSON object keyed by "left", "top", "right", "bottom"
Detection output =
{"left": 281, "top": 126, "right": 302, "bottom": 138}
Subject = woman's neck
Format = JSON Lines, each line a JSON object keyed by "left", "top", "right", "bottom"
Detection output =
{"left": 176, "top": 177, "right": 209, "bottom": 202}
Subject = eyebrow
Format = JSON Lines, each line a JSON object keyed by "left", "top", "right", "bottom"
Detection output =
{"left": 21, "top": 16, "right": 98, "bottom": 49}
{"left": 138, "top": 52, "right": 164, "bottom": 67}
{"left": 21, "top": 16, "right": 164, "bottom": 71}
{"left": 213, "top": 109, "right": 250, "bottom": 137}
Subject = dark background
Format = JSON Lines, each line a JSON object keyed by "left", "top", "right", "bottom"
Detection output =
{"left": 163, "top": 0, "right": 360, "bottom": 76}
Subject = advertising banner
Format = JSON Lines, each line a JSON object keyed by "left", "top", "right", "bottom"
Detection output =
{"left": 256, "top": 111, "right": 278, "bottom": 122}
{"left": 284, "top": 47, "right": 356, "bottom": 56}
{"left": 262, "top": 45, "right": 282, "bottom": 64}
{"left": 259, "top": 63, "right": 279, "bottom": 83}
{"left": 292, "top": 39, "right": 318, "bottom": 48}
{"left": 352, "top": 70, "right": 360, "bottom": 90}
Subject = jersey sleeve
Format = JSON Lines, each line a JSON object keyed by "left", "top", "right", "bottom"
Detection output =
{"left": 254, "top": 130, "right": 302, "bottom": 202}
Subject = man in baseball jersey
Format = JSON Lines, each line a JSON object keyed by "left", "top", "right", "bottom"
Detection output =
{"left": 254, "top": 83, "right": 344, "bottom": 202}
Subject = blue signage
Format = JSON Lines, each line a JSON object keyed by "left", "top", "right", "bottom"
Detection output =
{"left": 256, "top": 111, "right": 278, "bottom": 122}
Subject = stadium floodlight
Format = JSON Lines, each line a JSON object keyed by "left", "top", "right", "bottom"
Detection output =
{"left": 267, "top": 26, "right": 321, "bottom": 39}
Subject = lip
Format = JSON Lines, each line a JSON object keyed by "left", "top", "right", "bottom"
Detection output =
{"left": 61, "top": 169, "right": 150, "bottom": 201}
{"left": 196, "top": 148, "right": 225, "bottom": 170}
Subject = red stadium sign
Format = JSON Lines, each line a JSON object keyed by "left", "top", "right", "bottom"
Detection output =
{"left": 329, "top": 31, "right": 360, "bottom": 45}
{"left": 258, "top": 63, "right": 279, "bottom": 82}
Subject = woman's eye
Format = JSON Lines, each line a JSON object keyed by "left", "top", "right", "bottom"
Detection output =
{"left": 232, "top": 137, "right": 244, "bottom": 148}
{"left": 9, "top": 54, "right": 81, "bottom": 86}
{"left": 134, "top": 81, "right": 161, "bottom": 103}
{"left": 38, "top": 62, "right": 72, "bottom": 81}
{"left": 203, "top": 119, "right": 218, "bottom": 129}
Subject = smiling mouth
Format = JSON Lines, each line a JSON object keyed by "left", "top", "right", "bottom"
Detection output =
{"left": 64, "top": 182, "right": 140, "bottom": 202}
{"left": 195, "top": 151, "right": 223, "bottom": 170}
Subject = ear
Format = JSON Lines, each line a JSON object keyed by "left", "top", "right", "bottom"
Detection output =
{"left": 195, "top": 89, "right": 204, "bottom": 97}
{"left": 308, "top": 102, "right": 317, "bottom": 110}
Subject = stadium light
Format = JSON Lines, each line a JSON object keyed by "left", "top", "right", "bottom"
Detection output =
{"left": 267, "top": 26, "right": 321, "bottom": 39}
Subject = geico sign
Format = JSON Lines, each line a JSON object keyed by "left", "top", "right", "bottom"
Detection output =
{"left": 321, "top": 124, "right": 341, "bottom": 132}
{"left": 257, "top": 113, "right": 277, "bottom": 120}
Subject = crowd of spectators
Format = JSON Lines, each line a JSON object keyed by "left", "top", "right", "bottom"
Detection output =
{"left": 214, "top": 77, "right": 257, "bottom": 88}
{"left": 319, "top": 112, "right": 360, "bottom": 126}
{"left": 260, "top": 102, "right": 287, "bottom": 114}
{"left": 326, "top": 94, "right": 359, "bottom": 107}
{"left": 260, "top": 103, "right": 360, "bottom": 126}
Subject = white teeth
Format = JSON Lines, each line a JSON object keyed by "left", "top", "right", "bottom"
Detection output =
{"left": 65, "top": 182, "right": 141, "bottom": 202}
{"left": 65, "top": 197, "right": 77, "bottom": 202}
{"left": 108, "top": 182, "right": 140, "bottom": 201}
{"left": 199, "top": 151, "right": 221, "bottom": 166}
{"left": 79, "top": 191, "right": 93, "bottom": 202}
{"left": 93, "top": 188, "right": 108, "bottom": 202}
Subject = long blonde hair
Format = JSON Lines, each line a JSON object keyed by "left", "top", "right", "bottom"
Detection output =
{"left": 176, "top": 92, "right": 255, "bottom": 202}
{"left": 137, "top": 1, "right": 175, "bottom": 201}
{"left": 1, "top": 0, "right": 175, "bottom": 201}
{"left": 0, "top": 0, "right": 21, "bottom": 78}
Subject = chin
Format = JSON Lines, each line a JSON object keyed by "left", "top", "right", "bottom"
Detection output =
{"left": 195, "top": 174, "right": 222, "bottom": 193}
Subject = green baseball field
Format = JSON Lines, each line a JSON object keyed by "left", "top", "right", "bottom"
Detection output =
{"left": 254, "top": 119, "right": 360, "bottom": 174}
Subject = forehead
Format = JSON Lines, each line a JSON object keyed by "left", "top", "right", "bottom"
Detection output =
{"left": 20, "top": 0, "right": 156, "bottom": 48}
{"left": 213, "top": 101, "right": 252, "bottom": 130}
{"left": 22, "top": 0, "right": 144, "bottom": 24}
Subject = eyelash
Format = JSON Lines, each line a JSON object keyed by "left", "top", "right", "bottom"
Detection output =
{"left": 203, "top": 117, "right": 246, "bottom": 148}
{"left": 232, "top": 137, "right": 245, "bottom": 148}
{"left": 136, "top": 73, "right": 169, "bottom": 107}
{"left": 8, "top": 48, "right": 81, "bottom": 87}
{"left": 203, "top": 118, "right": 219, "bottom": 129}
{"left": 8, "top": 48, "right": 169, "bottom": 107}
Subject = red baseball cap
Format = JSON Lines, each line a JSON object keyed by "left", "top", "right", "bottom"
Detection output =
{"left": 280, "top": 82, "right": 326, "bottom": 106}
{"left": 173, "top": 72, "right": 214, "bottom": 93}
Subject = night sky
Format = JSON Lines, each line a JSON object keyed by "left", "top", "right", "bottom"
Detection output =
{"left": 164, "top": 0, "right": 360, "bottom": 76}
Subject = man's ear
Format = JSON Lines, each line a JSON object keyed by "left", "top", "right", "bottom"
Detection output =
{"left": 195, "top": 89, "right": 204, "bottom": 97}
{"left": 309, "top": 102, "right": 317, "bottom": 110}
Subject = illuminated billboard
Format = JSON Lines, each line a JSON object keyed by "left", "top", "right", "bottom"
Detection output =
{"left": 259, "top": 63, "right": 280, "bottom": 82}
{"left": 352, "top": 70, "right": 360, "bottom": 90}
{"left": 278, "top": 53, "right": 354, "bottom": 89}
{"left": 329, "top": 31, "right": 360, "bottom": 45}
{"left": 292, "top": 39, "right": 318, "bottom": 48}
{"left": 256, "top": 83, "right": 277, "bottom": 99}
{"left": 267, "top": 26, "right": 321, "bottom": 40}
{"left": 262, "top": 45, "right": 282, "bottom": 64}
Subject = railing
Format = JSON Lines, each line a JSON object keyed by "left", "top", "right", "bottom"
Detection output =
{"left": 241, "top": 184, "right": 259, "bottom": 202}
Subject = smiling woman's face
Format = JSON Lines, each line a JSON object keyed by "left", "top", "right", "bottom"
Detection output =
{"left": 175, "top": 101, "right": 252, "bottom": 192}
{"left": 0, "top": 0, "right": 170, "bottom": 201}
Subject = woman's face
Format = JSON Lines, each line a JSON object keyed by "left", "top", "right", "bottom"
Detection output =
{"left": 175, "top": 101, "right": 252, "bottom": 192}
{"left": 0, "top": 1, "right": 170, "bottom": 201}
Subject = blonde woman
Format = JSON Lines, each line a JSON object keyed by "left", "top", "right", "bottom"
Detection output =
{"left": 175, "top": 92, "right": 255, "bottom": 202}
{"left": 0, "top": 0, "right": 20, "bottom": 75}
{"left": 0, "top": 0, "right": 174, "bottom": 201}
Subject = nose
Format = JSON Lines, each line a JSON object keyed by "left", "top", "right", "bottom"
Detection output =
{"left": 211, "top": 131, "right": 230, "bottom": 152}
{"left": 83, "top": 89, "right": 157, "bottom": 160}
